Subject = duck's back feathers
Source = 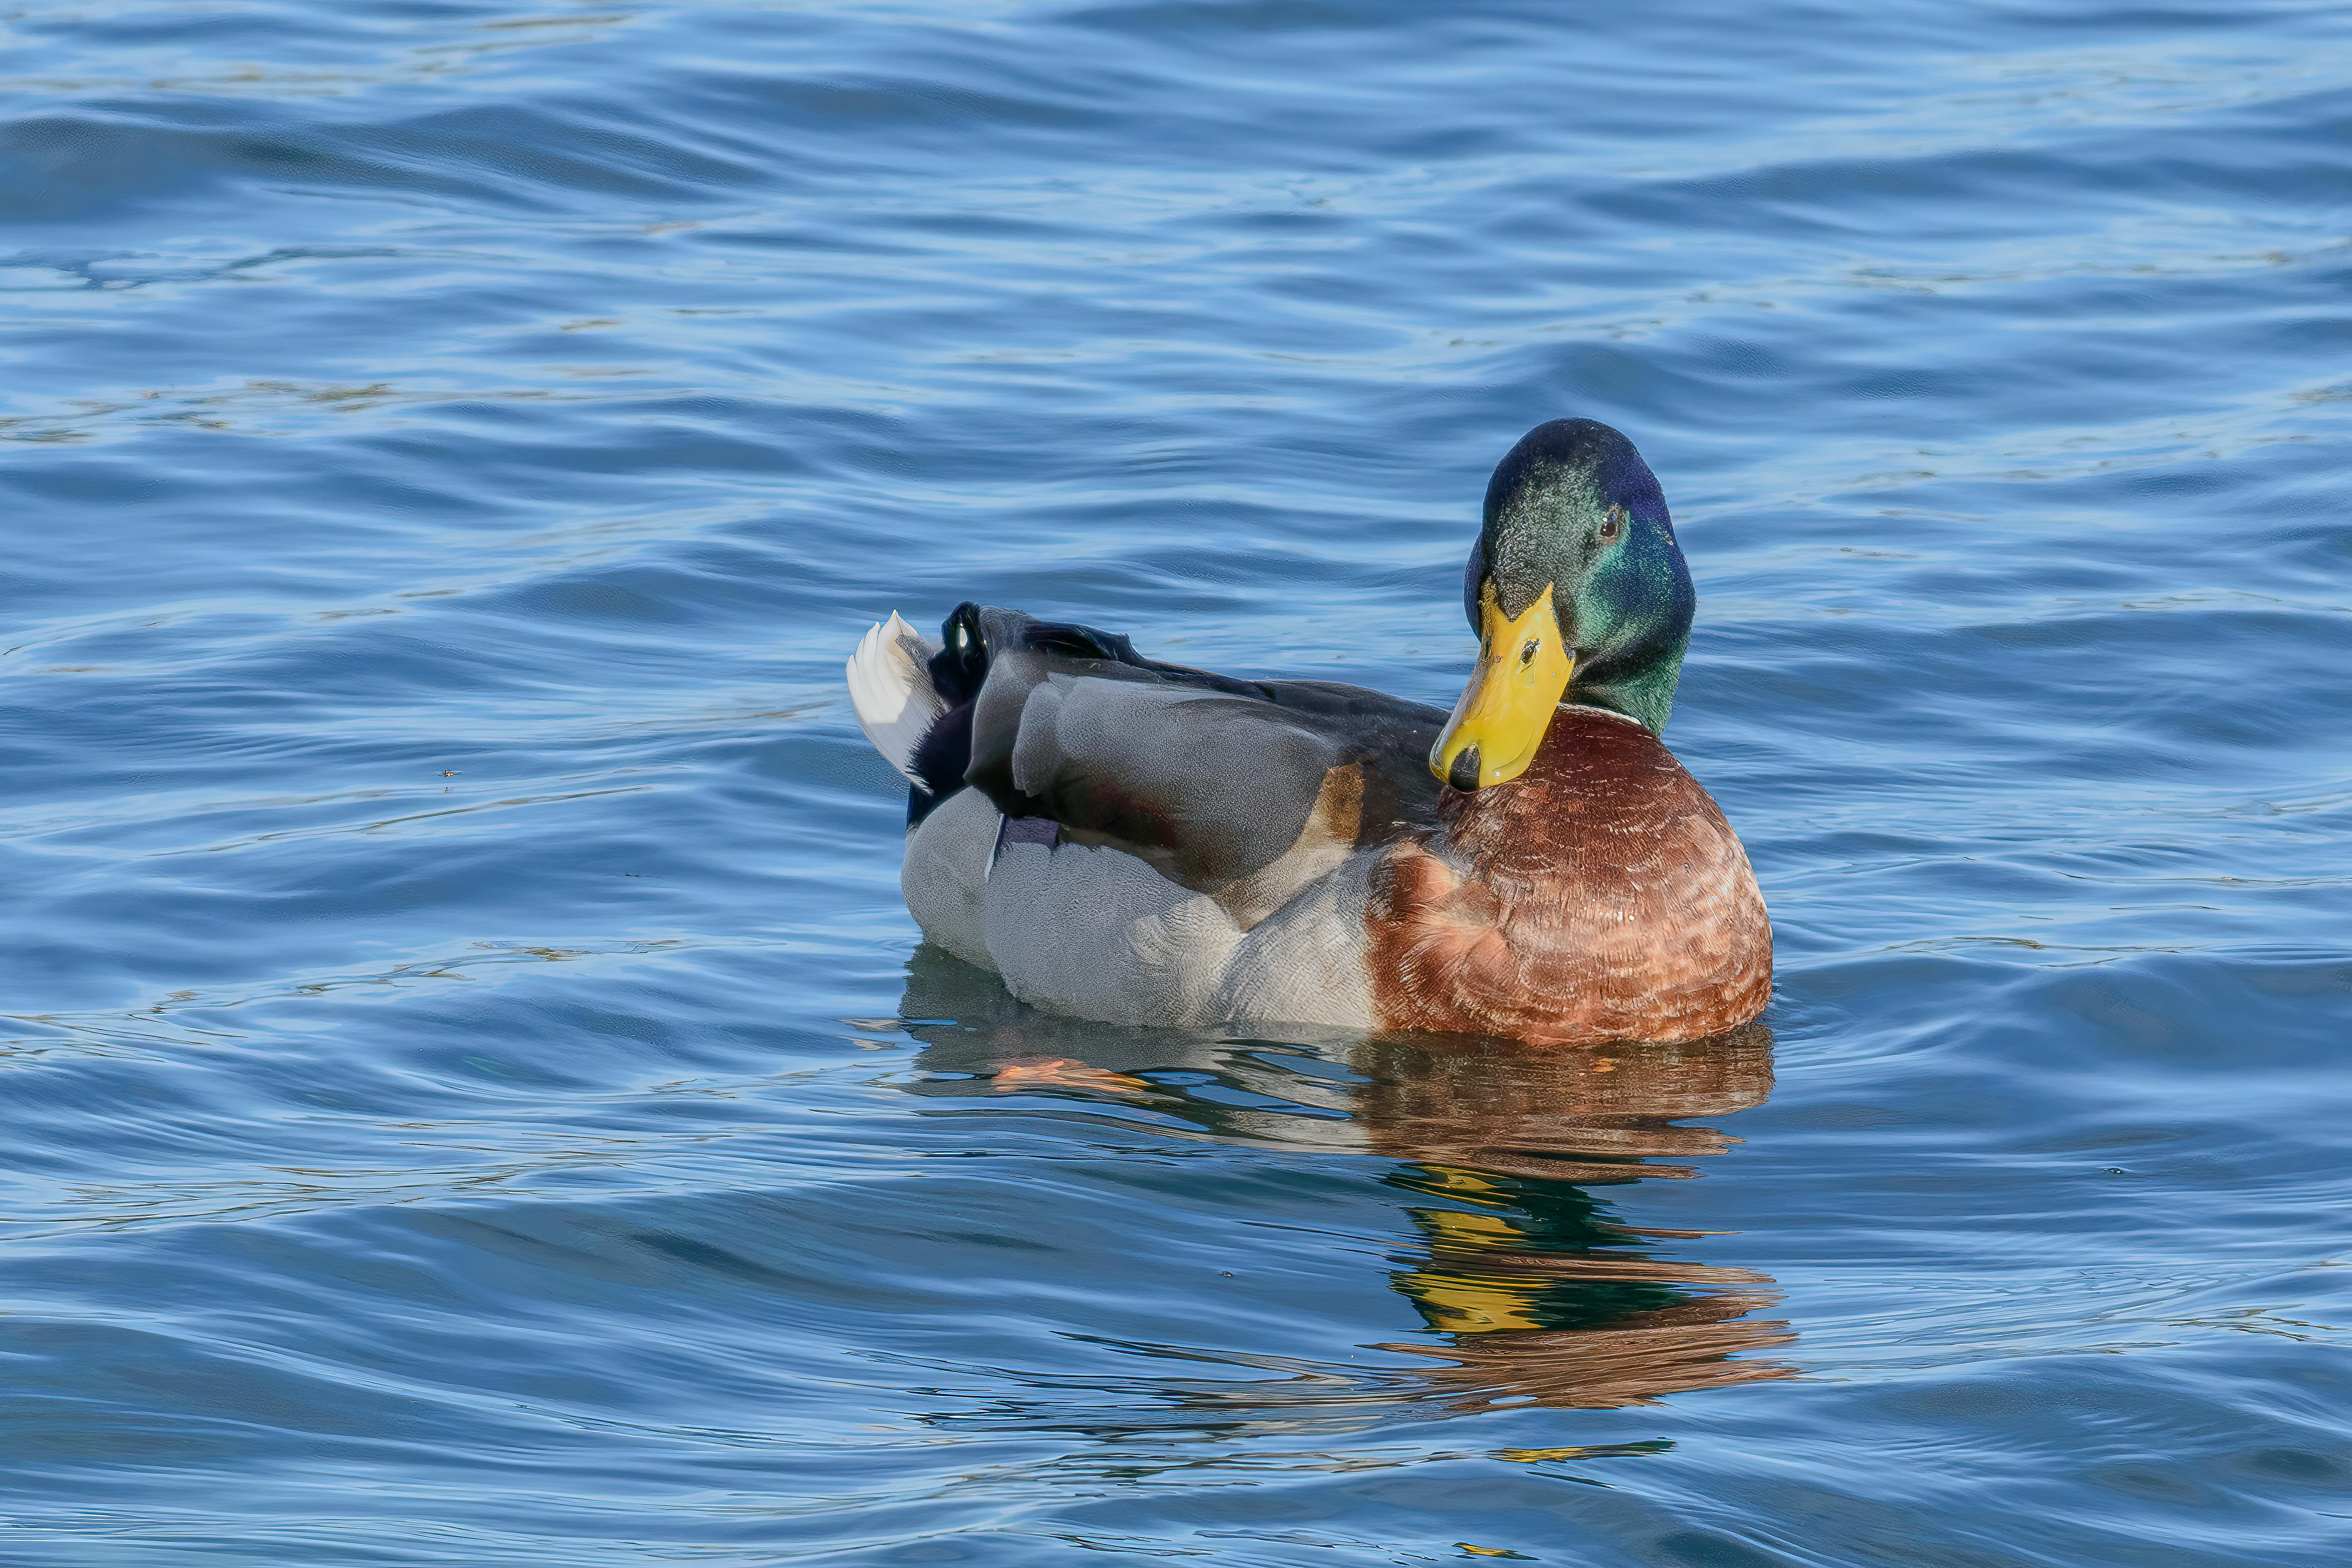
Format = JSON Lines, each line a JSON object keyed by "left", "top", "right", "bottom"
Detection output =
{"left": 945, "top": 603, "right": 1446, "bottom": 900}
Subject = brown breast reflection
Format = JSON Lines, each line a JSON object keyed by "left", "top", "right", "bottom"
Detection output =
{"left": 1352, "top": 1026, "right": 1794, "bottom": 1411}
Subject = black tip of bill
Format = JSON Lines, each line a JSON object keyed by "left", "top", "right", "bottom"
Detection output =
{"left": 1447, "top": 746, "right": 1482, "bottom": 793}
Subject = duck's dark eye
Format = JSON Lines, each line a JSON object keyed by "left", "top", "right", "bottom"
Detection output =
{"left": 1598, "top": 508, "right": 1623, "bottom": 543}
{"left": 1519, "top": 639, "right": 1539, "bottom": 665}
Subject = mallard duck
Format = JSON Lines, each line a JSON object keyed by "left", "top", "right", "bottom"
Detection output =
{"left": 847, "top": 418, "right": 1770, "bottom": 1045}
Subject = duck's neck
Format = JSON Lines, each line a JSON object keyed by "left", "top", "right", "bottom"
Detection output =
{"left": 1570, "top": 639, "right": 1686, "bottom": 737}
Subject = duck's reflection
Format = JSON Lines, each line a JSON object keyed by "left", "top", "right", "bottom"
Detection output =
{"left": 1359, "top": 1032, "right": 1790, "bottom": 1409}
{"left": 897, "top": 947, "right": 1791, "bottom": 1412}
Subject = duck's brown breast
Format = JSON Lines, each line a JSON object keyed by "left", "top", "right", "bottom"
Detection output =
{"left": 1364, "top": 707, "right": 1771, "bottom": 1045}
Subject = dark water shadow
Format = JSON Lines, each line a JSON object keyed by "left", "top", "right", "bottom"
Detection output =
{"left": 895, "top": 946, "right": 1792, "bottom": 1416}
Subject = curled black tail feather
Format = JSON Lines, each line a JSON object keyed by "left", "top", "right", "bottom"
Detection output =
{"left": 904, "top": 604, "right": 983, "bottom": 826}
{"left": 906, "top": 701, "right": 971, "bottom": 826}
{"left": 907, "top": 602, "right": 1160, "bottom": 827}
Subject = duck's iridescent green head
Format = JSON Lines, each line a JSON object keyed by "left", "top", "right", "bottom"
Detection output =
{"left": 1430, "top": 420, "right": 1696, "bottom": 790}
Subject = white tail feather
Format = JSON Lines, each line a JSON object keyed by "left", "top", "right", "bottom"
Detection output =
{"left": 846, "top": 611, "right": 946, "bottom": 786}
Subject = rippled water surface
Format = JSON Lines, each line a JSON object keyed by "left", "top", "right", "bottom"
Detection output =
{"left": 6, "top": 1, "right": 2352, "bottom": 1563}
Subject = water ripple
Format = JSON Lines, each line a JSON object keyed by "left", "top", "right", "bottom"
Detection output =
{"left": 2, "top": 0, "right": 2349, "bottom": 1563}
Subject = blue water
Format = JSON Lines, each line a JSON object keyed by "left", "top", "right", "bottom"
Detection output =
{"left": 5, "top": 1, "right": 2351, "bottom": 1562}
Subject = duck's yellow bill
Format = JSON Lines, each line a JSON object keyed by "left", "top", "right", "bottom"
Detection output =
{"left": 1429, "top": 582, "right": 1573, "bottom": 790}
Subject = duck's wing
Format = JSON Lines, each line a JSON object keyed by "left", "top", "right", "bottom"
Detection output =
{"left": 941, "top": 602, "right": 1446, "bottom": 902}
